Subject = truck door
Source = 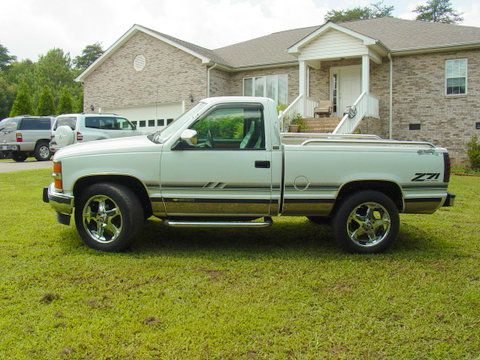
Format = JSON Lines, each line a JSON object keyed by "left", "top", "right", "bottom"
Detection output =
{"left": 160, "top": 104, "right": 272, "bottom": 217}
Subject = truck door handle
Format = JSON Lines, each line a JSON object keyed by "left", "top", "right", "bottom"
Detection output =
{"left": 255, "top": 160, "right": 270, "bottom": 169}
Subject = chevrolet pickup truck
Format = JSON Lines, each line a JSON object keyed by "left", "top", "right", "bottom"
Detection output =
{"left": 43, "top": 97, "right": 455, "bottom": 253}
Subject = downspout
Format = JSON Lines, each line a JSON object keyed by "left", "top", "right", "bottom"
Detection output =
{"left": 388, "top": 53, "right": 393, "bottom": 139}
{"left": 206, "top": 62, "right": 218, "bottom": 98}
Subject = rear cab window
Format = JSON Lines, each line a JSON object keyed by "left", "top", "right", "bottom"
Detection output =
{"left": 84, "top": 116, "right": 134, "bottom": 130}
{"left": 0, "top": 118, "right": 21, "bottom": 131}
{"left": 18, "top": 118, "right": 52, "bottom": 130}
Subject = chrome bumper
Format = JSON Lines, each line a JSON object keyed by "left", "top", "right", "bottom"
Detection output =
{"left": 443, "top": 192, "right": 455, "bottom": 207}
{"left": 43, "top": 183, "right": 74, "bottom": 225}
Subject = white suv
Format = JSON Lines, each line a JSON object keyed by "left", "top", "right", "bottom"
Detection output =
{"left": 50, "top": 114, "right": 138, "bottom": 152}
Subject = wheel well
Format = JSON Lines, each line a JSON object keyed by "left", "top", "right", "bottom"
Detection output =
{"left": 73, "top": 175, "right": 152, "bottom": 217}
{"left": 334, "top": 180, "right": 404, "bottom": 213}
{"left": 35, "top": 139, "right": 50, "bottom": 147}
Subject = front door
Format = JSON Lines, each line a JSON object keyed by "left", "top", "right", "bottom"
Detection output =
{"left": 160, "top": 104, "right": 272, "bottom": 217}
{"left": 331, "top": 65, "right": 361, "bottom": 116}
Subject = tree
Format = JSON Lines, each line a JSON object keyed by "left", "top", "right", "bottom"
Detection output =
{"left": 414, "top": 0, "right": 463, "bottom": 23}
{"left": 57, "top": 87, "right": 74, "bottom": 114}
{"left": 9, "top": 83, "right": 33, "bottom": 116}
{"left": 74, "top": 43, "right": 104, "bottom": 71}
{"left": 0, "top": 76, "right": 15, "bottom": 118}
{"left": 35, "top": 48, "right": 74, "bottom": 91}
{"left": 0, "top": 44, "right": 16, "bottom": 71}
{"left": 325, "top": 1, "right": 394, "bottom": 22}
{"left": 36, "top": 86, "right": 55, "bottom": 116}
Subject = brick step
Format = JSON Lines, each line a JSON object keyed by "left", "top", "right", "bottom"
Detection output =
{"left": 307, "top": 127, "right": 337, "bottom": 132}
{"left": 304, "top": 121, "right": 340, "bottom": 127}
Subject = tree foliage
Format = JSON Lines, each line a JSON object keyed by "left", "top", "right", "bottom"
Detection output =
{"left": 0, "top": 76, "right": 15, "bottom": 119}
{"left": 0, "top": 44, "right": 16, "bottom": 71}
{"left": 73, "top": 42, "right": 104, "bottom": 71}
{"left": 325, "top": 1, "right": 394, "bottom": 23}
{"left": 9, "top": 83, "right": 33, "bottom": 117}
{"left": 414, "top": 0, "right": 463, "bottom": 23}
{"left": 36, "top": 86, "right": 55, "bottom": 116}
{"left": 57, "top": 87, "right": 74, "bottom": 114}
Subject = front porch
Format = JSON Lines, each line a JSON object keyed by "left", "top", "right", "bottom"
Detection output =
{"left": 279, "top": 22, "right": 386, "bottom": 135}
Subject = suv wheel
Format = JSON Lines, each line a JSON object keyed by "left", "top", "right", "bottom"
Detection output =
{"left": 333, "top": 190, "right": 399, "bottom": 254}
{"left": 74, "top": 183, "right": 144, "bottom": 252}
{"left": 12, "top": 152, "right": 27, "bottom": 162}
{"left": 34, "top": 142, "right": 52, "bottom": 161}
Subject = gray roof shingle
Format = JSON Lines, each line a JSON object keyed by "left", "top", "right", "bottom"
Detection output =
{"left": 146, "top": 17, "right": 480, "bottom": 69}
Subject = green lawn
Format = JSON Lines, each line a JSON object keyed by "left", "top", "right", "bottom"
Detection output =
{"left": 0, "top": 170, "right": 479, "bottom": 359}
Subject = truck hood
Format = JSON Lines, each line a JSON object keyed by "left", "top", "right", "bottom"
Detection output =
{"left": 53, "top": 135, "right": 161, "bottom": 160}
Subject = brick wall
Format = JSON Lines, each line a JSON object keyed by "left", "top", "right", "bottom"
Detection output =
{"left": 83, "top": 32, "right": 207, "bottom": 112}
{"left": 392, "top": 49, "right": 480, "bottom": 163}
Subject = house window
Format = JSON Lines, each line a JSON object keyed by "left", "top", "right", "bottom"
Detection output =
{"left": 243, "top": 74, "right": 288, "bottom": 105}
{"left": 157, "top": 119, "right": 165, "bottom": 127}
{"left": 148, "top": 119, "right": 155, "bottom": 127}
{"left": 445, "top": 59, "right": 467, "bottom": 95}
{"left": 139, "top": 120, "right": 146, "bottom": 127}
{"left": 167, "top": 118, "right": 174, "bottom": 125}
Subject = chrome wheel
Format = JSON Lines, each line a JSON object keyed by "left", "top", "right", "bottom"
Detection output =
{"left": 38, "top": 145, "right": 50, "bottom": 159}
{"left": 82, "top": 195, "right": 123, "bottom": 244}
{"left": 347, "top": 202, "right": 391, "bottom": 247}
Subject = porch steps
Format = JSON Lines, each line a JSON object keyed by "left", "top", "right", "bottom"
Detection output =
{"left": 303, "top": 117, "right": 341, "bottom": 133}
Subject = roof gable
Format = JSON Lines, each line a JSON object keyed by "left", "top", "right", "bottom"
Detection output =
{"left": 76, "top": 24, "right": 213, "bottom": 82}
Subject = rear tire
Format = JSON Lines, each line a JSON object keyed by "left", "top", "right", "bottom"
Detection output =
{"left": 12, "top": 152, "right": 27, "bottom": 162}
{"left": 332, "top": 190, "right": 399, "bottom": 254}
{"left": 34, "top": 142, "right": 52, "bottom": 161}
{"left": 74, "top": 183, "right": 144, "bottom": 252}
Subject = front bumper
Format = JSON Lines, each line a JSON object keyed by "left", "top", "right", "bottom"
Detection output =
{"left": 443, "top": 192, "right": 456, "bottom": 207}
{"left": 43, "top": 183, "right": 74, "bottom": 225}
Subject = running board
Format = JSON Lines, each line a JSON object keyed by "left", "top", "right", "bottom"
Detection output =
{"left": 164, "top": 217, "right": 273, "bottom": 228}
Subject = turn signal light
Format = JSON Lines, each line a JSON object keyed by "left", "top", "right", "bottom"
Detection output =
{"left": 53, "top": 162, "right": 63, "bottom": 191}
{"left": 16, "top": 132, "right": 23, "bottom": 142}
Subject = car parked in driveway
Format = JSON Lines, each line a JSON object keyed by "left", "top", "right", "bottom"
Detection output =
{"left": 0, "top": 116, "right": 55, "bottom": 162}
{"left": 50, "top": 114, "right": 138, "bottom": 152}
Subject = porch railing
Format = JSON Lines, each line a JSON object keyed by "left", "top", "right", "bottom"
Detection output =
{"left": 333, "top": 92, "right": 367, "bottom": 134}
{"left": 278, "top": 94, "right": 319, "bottom": 131}
{"left": 278, "top": 94, "right": 303, "bottom": 132}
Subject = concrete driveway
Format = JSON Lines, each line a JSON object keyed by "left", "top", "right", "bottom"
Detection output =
{"left": 0, "top": 159, "right": 52, "bottom": 173}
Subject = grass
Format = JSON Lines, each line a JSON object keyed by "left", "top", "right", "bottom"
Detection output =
{"left": 0, "top": 170, "right": 479, "bottom": 359}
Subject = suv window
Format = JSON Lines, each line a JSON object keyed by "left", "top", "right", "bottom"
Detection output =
{"left": 54, "top": 116, "right": 77, "bottom": 130}
{"left": 18, "top": 118, "right": 52, "bottom": 130}
{"left": 84, "top": 117, "right": 134, "bottom": 130}
{"left": 189, "top": 105, "right": 265, "bottom": 150}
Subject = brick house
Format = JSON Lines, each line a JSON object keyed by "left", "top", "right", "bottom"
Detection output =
{"left": 76, "top": 17, "right": 480, "bottom": 163}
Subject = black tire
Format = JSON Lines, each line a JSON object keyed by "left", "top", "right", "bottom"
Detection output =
{"left": 307, "top": 216, "right": 331, "bottom": 225}
{"left": 74, "top": 183, "right": 144, "bottom": 252}
{"left": 34, "top": 141, "right": 52, "bottom": 161}
{"left": 332, "top": 190, "right": 399, "bottom": 254}
{"left": 12, "top": 152, "right": 27, "bottom": 162}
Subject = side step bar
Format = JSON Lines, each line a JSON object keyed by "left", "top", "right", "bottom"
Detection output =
{"left": 164, "top": 217, "right": 273, "bottom": 228}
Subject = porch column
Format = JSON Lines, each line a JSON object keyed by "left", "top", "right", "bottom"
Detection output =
{"left": 361, "top": 54, "right": 370, "bottom": 94}
{"left": 299, "top": 60, "right": 308, "bottom": 115}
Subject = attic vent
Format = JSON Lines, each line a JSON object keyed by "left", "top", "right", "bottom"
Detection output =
{"left": 133, "top": 55, "right": 146, "bottom": 71}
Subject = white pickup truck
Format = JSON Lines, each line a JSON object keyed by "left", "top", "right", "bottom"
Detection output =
{"left": 43, "top": 97, "right": 455, "bottom": 253}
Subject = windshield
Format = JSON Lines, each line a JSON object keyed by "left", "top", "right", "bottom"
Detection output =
{"left": 149, "top": 102, "right": 208, "bottom": 144}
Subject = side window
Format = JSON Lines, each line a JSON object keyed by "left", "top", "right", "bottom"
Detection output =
{"left": 54, "top": 117, "right": 77, "bottom": 130}
{"left": 188, "top": 106, "right": 265, "bottom": 150}
{"left": 85, "top": 117, "right": 132, "bottom": 130}
{"left": 116, "top": 117, "right": 134, "bottom": 130}
{"left": 19, "top": 118, "right": 51, "bottom": 130}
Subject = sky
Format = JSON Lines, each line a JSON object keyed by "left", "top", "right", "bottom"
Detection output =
{"left": 1, "top": 0, "right": 479, "bottom": 61}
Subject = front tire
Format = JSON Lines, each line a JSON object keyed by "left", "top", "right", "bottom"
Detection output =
{"left": 34, "top": 142, "right": 52, "bottom": 161}
{"left": 74, "top": 183, "right": 144, "bottom": 251}
{"left": 332, "top": 190, "right": 399, "bottom": 254}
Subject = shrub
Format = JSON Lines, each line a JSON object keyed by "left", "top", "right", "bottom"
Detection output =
{"left": 467, "top": 135, "right": 480, "bottom": 169}
{"left": 36, "top": 86, "right": 55, "bottom": 116}
{"left": 9, "top": 83, "right": 33, "bottom": 116}
{"left": 57, "top": 87, "right": 73, "bottom": 114}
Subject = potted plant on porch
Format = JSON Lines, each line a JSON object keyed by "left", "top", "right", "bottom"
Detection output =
{"left": 289, "top": 113, "right": 308, "bottom": 132}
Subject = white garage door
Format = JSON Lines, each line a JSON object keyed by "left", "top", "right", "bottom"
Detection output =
{"left": 105, "top": 102, "right": 184, "bottom": 134}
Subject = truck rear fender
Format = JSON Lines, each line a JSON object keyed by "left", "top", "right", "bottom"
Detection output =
{"left": 334, "top": 180, "right": 404, "bottom": 214}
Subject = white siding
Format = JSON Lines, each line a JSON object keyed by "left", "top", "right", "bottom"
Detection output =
{"left": 298, "top": 29, "right": 368, "bottom": 61}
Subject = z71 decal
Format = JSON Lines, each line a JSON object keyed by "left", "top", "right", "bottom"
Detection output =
{"left": 411, "top": 173, "right": 440, "bottom": 182}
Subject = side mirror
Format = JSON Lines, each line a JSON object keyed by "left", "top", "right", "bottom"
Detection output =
{"left": 180, "top": 129, "right": 198, "bottom": 146}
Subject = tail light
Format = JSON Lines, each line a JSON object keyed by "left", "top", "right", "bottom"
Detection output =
{"left": 76, "top": 132, "right": 83, "bottom": 141}
{"left": 443, "top": 152, "right": 451, "bottom": 183}
{"left": 53, "top": 162, "right": 63, "bottom": 191}
{"left": 16, "top": 132, "right": 23, "bottom": 142}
